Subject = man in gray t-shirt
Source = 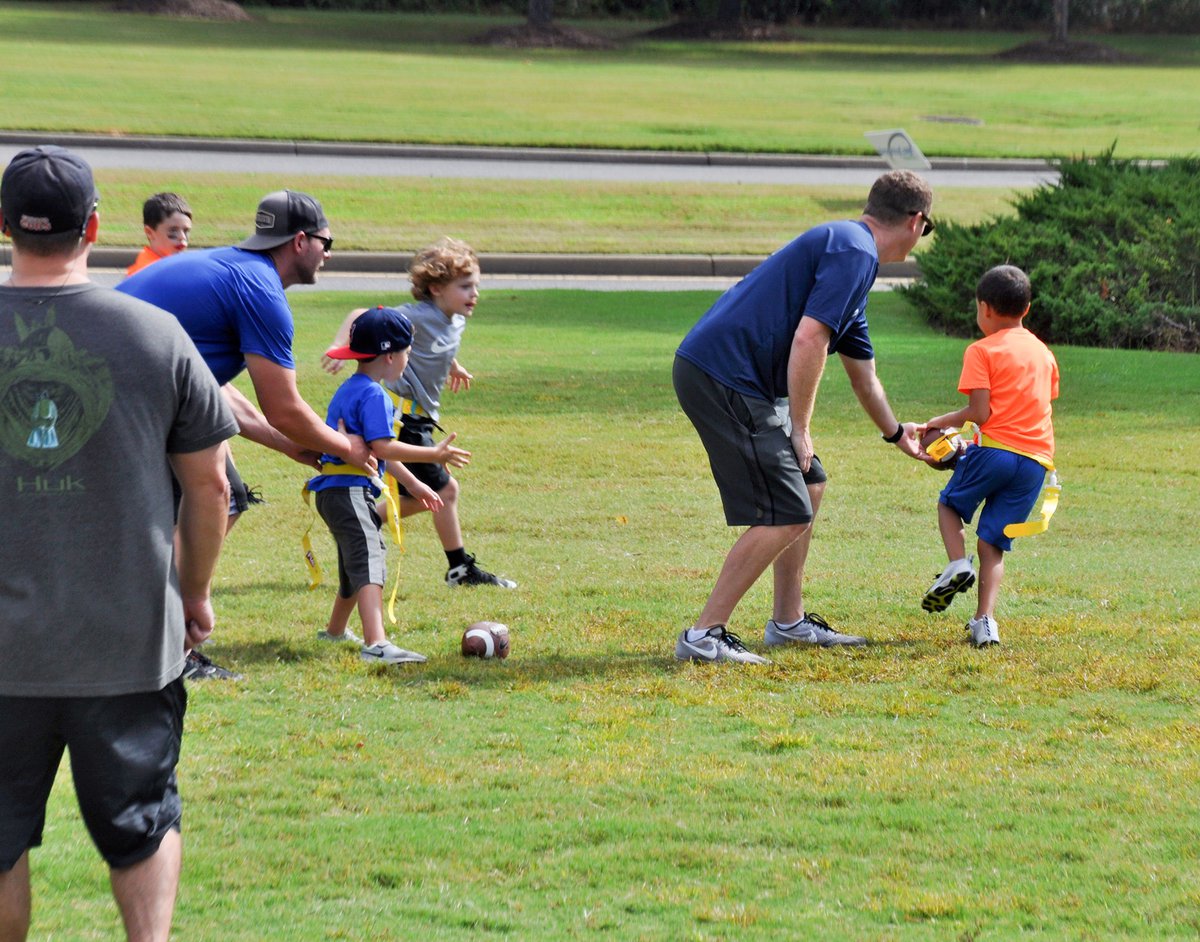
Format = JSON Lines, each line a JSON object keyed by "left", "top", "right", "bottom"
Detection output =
{"left": 0, "top": 146, "right": 235, "bottom": 941}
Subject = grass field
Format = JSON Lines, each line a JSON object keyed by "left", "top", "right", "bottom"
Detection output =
{"left": 85, "top": 169, "right": 1016, "bottom": 255}
{"left": 30, "top": 290, "right": 1200, "bottom": 939}
{"left": 2, "top": 3, "right": 1199, "bottom": 158}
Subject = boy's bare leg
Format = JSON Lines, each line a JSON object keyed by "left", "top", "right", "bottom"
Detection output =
{"left": 975, "top": 540, "right": 1005, "bottom": 620}
{"left": 400, "top": 478, "right": 463, "bottom": 551}
{"left": 326, "top": 592, "right": 357, "bottom": 637}
{"left": 0, "top": 851, "right": 32, "bottom": 942}
{"left": 355, "top": 585, "right": 386, "bottom": 646}
{"left": 771, "top": 482, "right": 825, "bottom": 623}
{"left": 938, "top": 502, "right": 967, "bottom": 560}
{"left": 109, "top": 829, "right": 180, "bottom": 942}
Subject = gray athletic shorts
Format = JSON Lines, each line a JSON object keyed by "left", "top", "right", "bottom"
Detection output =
{"left": 315, "top": 487, "right": 387, "bottom": 599}
{"left": 673, "top": 355, "right": 826, "bottom": 527}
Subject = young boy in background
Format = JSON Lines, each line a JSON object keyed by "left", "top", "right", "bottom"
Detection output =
{"left": 920, "top": 265, "right": 1059, "bottom": 647}
{"left": 126, "top": 191, "right": 192, "bottom": 275}
{"left": 312, "top": 306, "right": 470, "bottom": 665}
{"left": 323, "top": 237, "right": 516, "bottom": 590}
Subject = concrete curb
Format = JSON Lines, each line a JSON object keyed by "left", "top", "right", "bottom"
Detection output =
{"left": 0, "top": 130, "right": 1054, "bottom": 173}
{"left": 88, "top": 247, "right": 920, "bottom": 280}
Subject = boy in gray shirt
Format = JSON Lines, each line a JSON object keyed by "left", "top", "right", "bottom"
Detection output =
{"left": 323, "top": 238, "right": 516, "bottom": 589}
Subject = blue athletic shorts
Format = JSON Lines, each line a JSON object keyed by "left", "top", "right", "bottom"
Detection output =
{"left": 0, "top": 679, "right": 187, "bottom": 871}
{"left": 939, "top": 445, "right": 1047, "bottom": 552}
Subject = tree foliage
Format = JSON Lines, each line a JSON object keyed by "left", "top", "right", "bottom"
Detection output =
{"left": 901, "top": 153, "right": 1200, "bottom": 351}
{"left": 227, "top": 0, "right": 1200, "bottom": 32}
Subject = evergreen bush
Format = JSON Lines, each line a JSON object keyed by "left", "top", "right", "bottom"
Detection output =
{"left": 901, "top": 153, "right": 1200, "bottom": 351}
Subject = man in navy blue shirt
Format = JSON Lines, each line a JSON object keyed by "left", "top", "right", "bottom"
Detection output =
{"left": 673, "top": 170, "right": 932, "bottom": 663}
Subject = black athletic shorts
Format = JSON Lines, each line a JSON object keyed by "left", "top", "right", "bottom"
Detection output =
{"left": 674, "top": 355, "right": 826, "bottom": 527}
{"left": 395, "top": 414, "right": 452, "bottom": 494}
{"left": 0, "top": 678, "right": 187, "bottom": 871}
{"left": 172, "top": 451, "right": 257, "bottom": 517}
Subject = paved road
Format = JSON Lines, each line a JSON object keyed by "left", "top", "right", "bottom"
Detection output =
{"left": 0, "top": 133, "right": 1059, "bottom": 190}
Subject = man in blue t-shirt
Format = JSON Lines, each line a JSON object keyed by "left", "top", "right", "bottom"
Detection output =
{"left": 119, "top": 190, "right": 374, "bottom": 680}
{"left": 673, "top": 170, "right": 933, "bottom": 664}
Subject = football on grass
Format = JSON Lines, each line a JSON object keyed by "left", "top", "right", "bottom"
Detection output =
{"left": 461, "top": 621, "right": 510, "bottom": 659}
{"left": 921, "top": 427, "right": 964, "bottom": 470}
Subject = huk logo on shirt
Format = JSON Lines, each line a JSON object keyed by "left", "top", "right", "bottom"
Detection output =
{"left": 0, "top": 309, "right": 113, "bottom": 481}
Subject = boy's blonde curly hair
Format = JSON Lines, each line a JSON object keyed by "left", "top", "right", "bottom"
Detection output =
{"left": 408, "top": 237, "right": 479, "bottom": 301}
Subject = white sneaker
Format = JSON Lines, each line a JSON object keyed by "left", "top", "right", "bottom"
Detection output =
{"left": 317, "top": 628, "right": 361, "bottom": 644}
{"left": 674, "top": 626, "right": 770, "bottom": 664}
{"left": 922, "top": 556, "right": 976, "bottom": 613}
{"left": 764, "top": 613, "right": 867, "bottom": 647}
{"left": 966, "top": 615, "right": 1000, "bottom": 647}
{"left": 360, "top": 641, "right": 427, "bottom": 664}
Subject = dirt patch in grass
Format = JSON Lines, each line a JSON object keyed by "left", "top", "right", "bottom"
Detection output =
{"left": 995, "top": 39, "right": 1141, "bottom": 63}
{"left": 642, "top": 19, "right": 795, "bottom": 41}
{"left": 111, "top": 0, "right": 252, "bottom": 21}
{"left": 477, "top": 23, "right": 614, "bottom": 50}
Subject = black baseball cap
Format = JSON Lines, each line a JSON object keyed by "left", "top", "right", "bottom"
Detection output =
{"left": 325, "top": 306, "right": 414, "bottom": 360}
{"left": 1, "top": 145, "right": 98, "bottom": 236}
{"left": 237, "top": 189, "right": 329, "bottom": 251}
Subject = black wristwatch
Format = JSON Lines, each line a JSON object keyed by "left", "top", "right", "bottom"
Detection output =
{"left": 882, "top": 422, "right": 904, "bottom": 444}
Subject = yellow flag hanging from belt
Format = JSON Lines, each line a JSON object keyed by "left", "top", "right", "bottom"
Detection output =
{"left": 968, "top": 431, "right": 1061, "bottom": 539}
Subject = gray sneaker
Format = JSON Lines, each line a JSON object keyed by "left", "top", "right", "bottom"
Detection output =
{"left": 674, "top": 626, "right": 770, "bottom": 664}
{"left": 966, "top": 615, "right": 1000, "bottom": 647}
{"left": 922, "top": 556, "right": 976, "bottom": 613}
{"left": 317, "top": 628, "right": 361, "bottom": 644}
{"left": 360, "top": 641, "right": 427, "bottom": 664}
{"left": 764, "top": 612, "right": 867, "bottom": 647}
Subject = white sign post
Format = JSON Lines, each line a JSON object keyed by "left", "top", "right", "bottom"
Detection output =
{"left": 864, "top": 128, "right": 932, "bottom": 171}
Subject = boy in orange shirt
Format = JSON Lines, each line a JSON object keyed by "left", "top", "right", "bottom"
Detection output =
{"left": 126, "top": 192, "right": 192, "bottom": 275}
{"left": 919, "top": 265, "right": 1059, "bottom": 647}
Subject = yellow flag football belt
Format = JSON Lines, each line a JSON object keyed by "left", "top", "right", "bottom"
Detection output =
{"left": 964, "top": 429, "right": 1060, "bottom": 539}
{"left": 301, "top": 463, "right": 406, "bottom": 624}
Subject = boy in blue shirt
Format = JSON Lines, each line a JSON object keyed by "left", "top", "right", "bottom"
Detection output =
{"left": 310, "top": 307, "right": 469, "bottom": 664}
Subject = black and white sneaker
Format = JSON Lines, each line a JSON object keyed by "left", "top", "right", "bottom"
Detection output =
{"left": 674, "top": 626, "right": 770, "bottom": 664}
{"left": 446, "top": 554, "right": 517, "bottom": 589}
{"left": 182, "top": 650, "right": 242, "bottom": 681}
{"left": 922, "top": 556, "right": 977, "bottom": 613}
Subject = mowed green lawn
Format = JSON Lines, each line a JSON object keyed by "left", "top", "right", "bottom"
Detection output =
{"left": 1, "top": 3, "right": 1199, "bottom": 158}
{"left": 87, "top": 168, "right": 1015, "bottom": 255}
{"left": 31, "top": 290, "right": 1200, "bottom": 939}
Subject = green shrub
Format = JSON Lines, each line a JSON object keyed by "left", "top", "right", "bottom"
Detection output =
{"left": 901, "top": 153, "right": 1200, "bottom": 351}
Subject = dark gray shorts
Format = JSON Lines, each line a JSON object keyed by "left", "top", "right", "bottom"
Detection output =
{"left": 315, "top": 487, "right": 387, "bottom": 599}
{"left": 674, "top": 355, "right": 825, "bottom": 527}
{"left": 0, "top": 679, "right": 186, "bottom": 871}
{"left": 172, "top": 452, "right": 257, "bottom": 517}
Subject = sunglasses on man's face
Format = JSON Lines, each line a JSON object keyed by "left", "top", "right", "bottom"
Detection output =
{"left": 305, "top": 231, "right": 334, "bottom": 252}
{"left": 910, "top": 210, "right": 936, "bottom": 237}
